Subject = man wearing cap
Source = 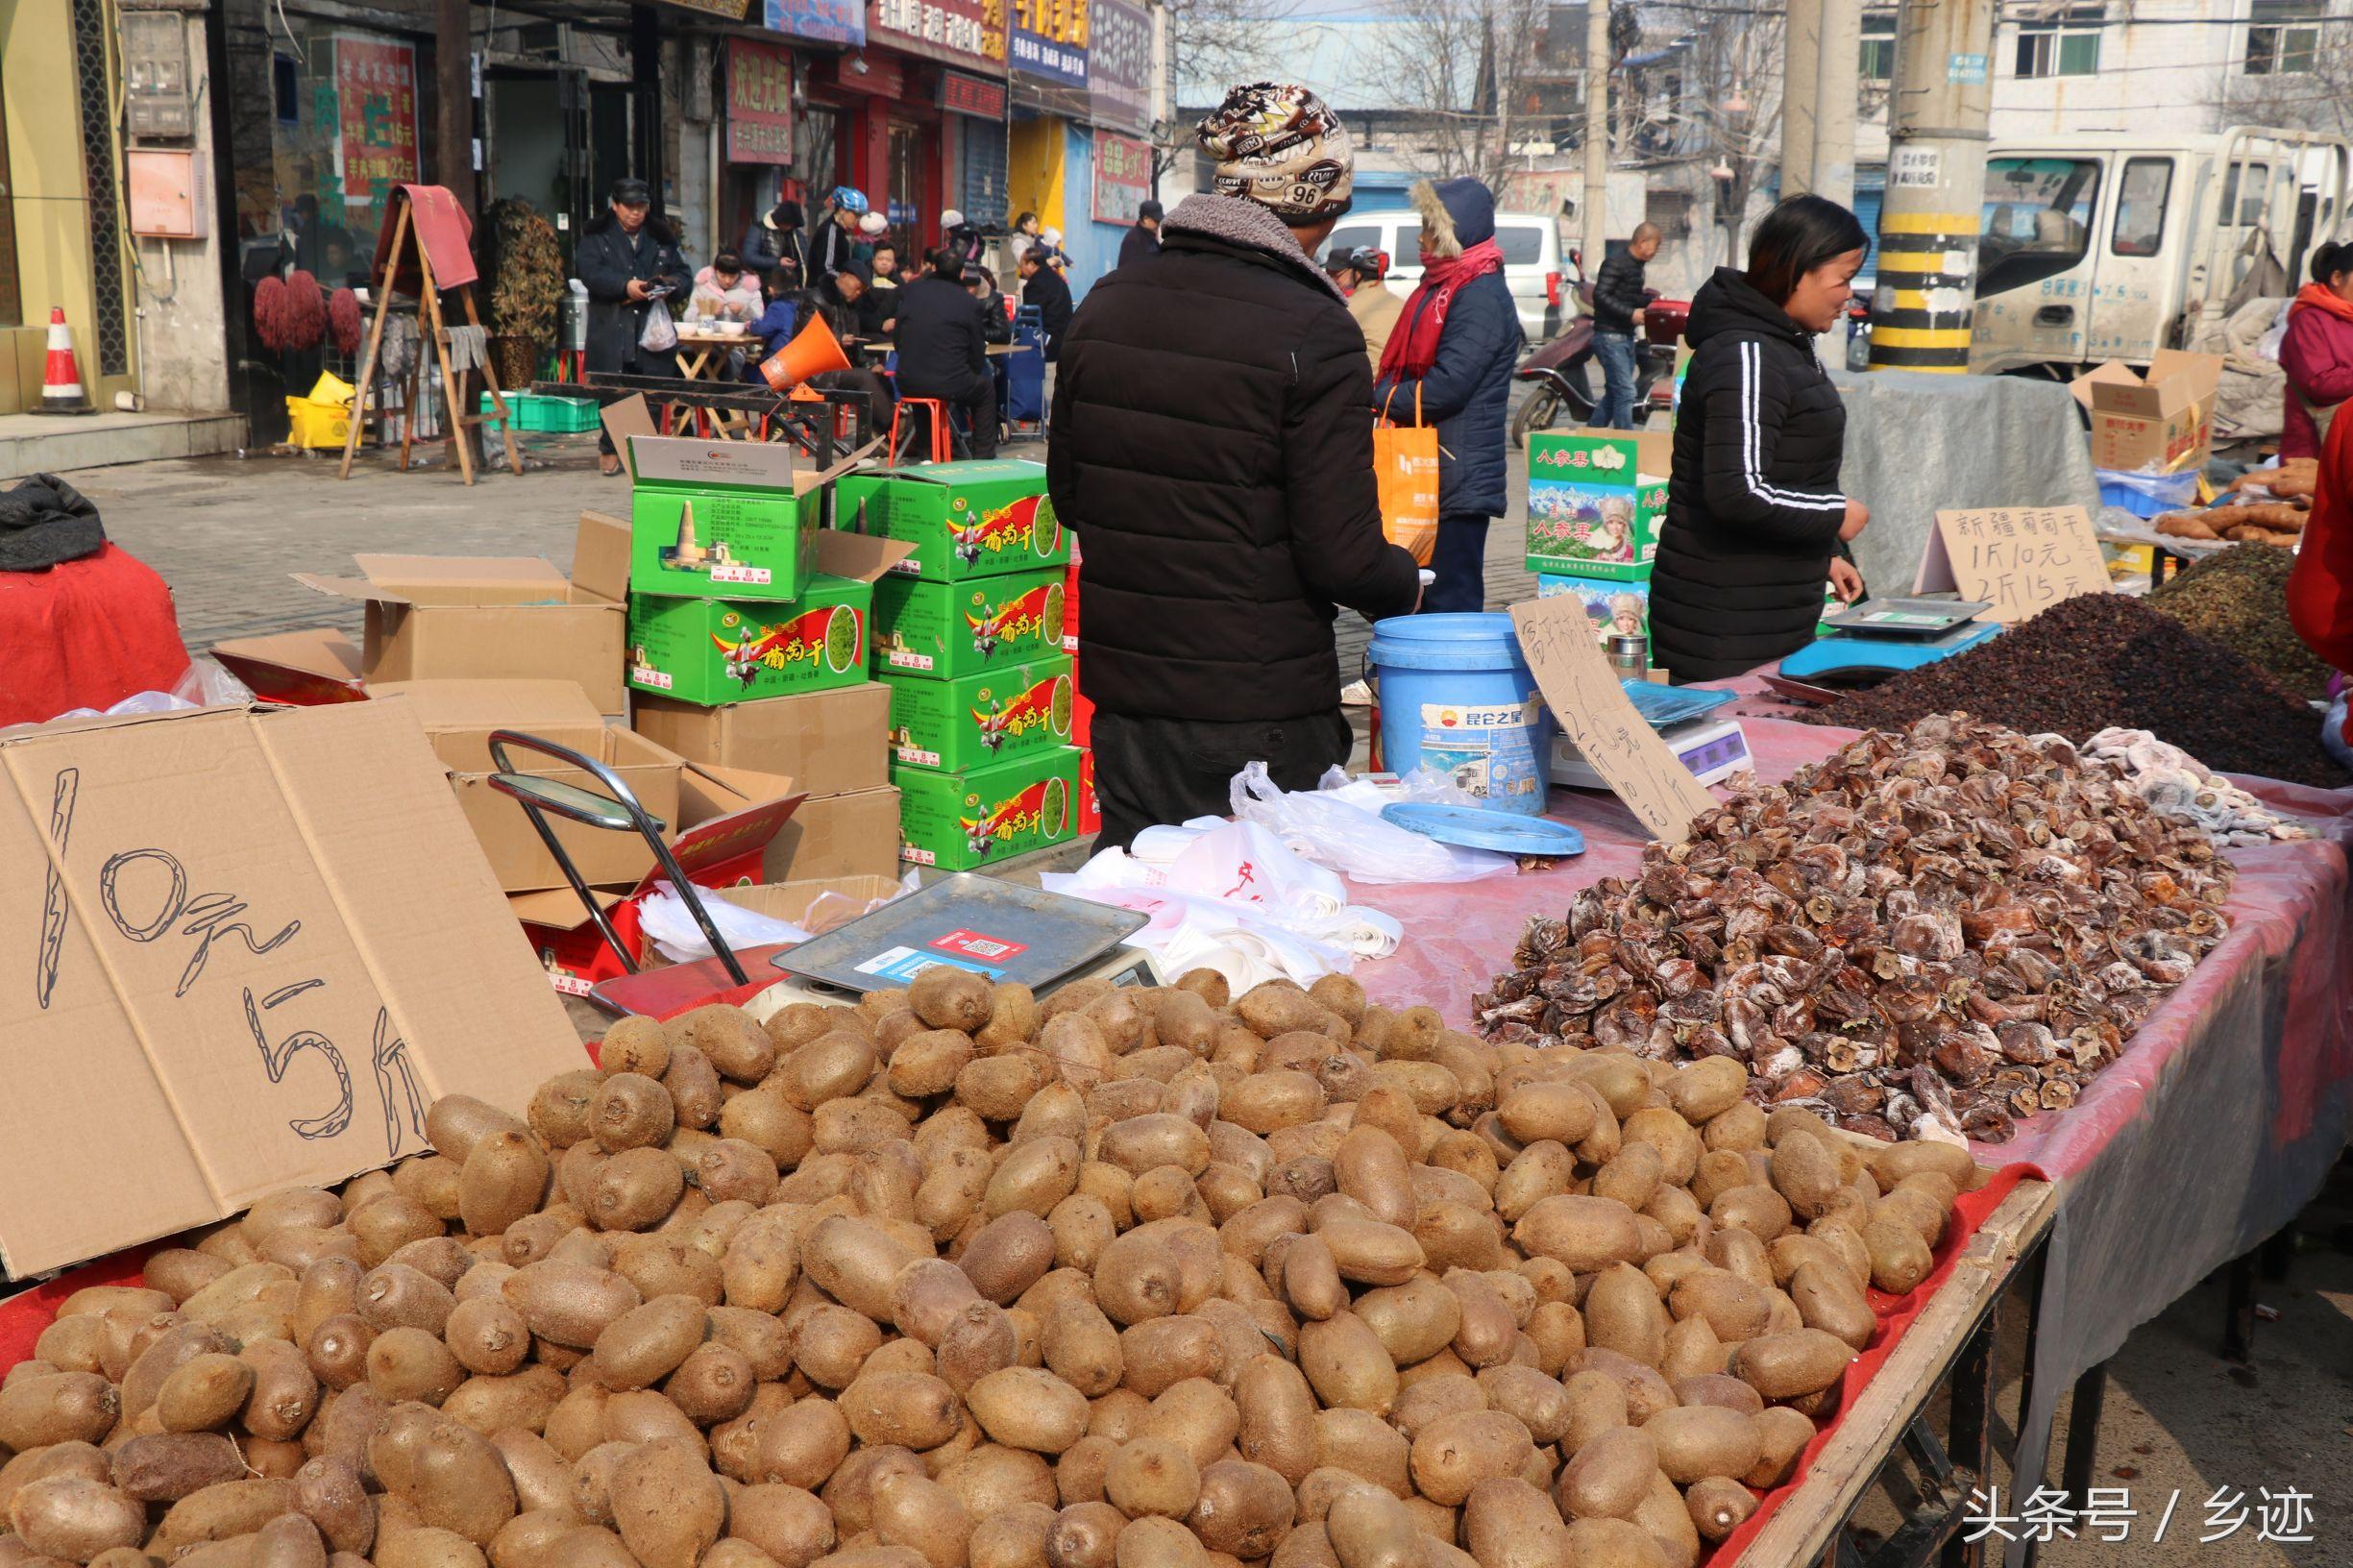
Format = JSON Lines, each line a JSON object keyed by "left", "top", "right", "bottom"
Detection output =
{"left": 1047, "top": 82, "right": 1421, "bottom": 849}
{"left": 576, "top": 177, "right": 690, "bottom": 476}
{"left": 942, "top": 209, "right": 987, "bottom": 271}
{"left": 1116, "top": 200, "right": 1163, "bottom": 269}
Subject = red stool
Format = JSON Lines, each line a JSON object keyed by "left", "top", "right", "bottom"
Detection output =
{"left": 889, "top": 397, "right": 953, "bottom": 465}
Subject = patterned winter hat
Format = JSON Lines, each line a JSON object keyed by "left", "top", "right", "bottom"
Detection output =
{"left": 1195, "top": 82, "right": 1355, "bottom": 222}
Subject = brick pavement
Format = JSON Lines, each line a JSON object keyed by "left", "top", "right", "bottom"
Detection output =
{"left": 64, "top": 431, "right": 1539, "bottom": 662}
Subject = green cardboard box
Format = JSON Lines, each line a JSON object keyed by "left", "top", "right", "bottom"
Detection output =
{"left": 625, "top": 532, "right": 915, "bottom": 706}
{"left": 886, "top": 654, "right": 1075, "bottom": 773}
{"left": 837, "top": 459, "right": 1066, "bottom": 582}
{"left": 628, "top": 577, "right": 872, "bottom": 705}
{"left": 872, "top": 567, "right": 1066, "bottom": 681}
{"left": 894, "top": 746, "right": 1082, "bottom": 870}
{"left": 628, "top": 434, "right": 823, "bottom": 602}
{"left": 1526, "top": 431, "right": 1667, "bottom": 581}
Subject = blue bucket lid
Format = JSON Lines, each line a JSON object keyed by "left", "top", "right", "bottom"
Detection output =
{"left": 1368, "top": 612, "right": 1532, "bottom": 672}
{"left": 1381, "top": 802, "right": 1585, "bottom": 856}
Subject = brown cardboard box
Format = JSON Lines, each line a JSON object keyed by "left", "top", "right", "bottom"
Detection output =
{"left": 764, "top": 787, "right": 902, "bottom": 882}
{"left": 294, "top": 513, "right": 631, "bottom": 712}
{"left": 374, "top": 680, "right": 685, "bottom": 893}
{"left": 1568, "top": 426, "right": 1675, "bottom": 481}
{"left": 633, "top": 682, "right": 892, "bottom": 799}
{"left": 210, "top": 627, "right": 368, "bottom": 704}
{"left": 0, "top": 700, "right": 583, "bottom": 1277}
{"left": 2070, "top": 351, "right": 2223, "bottom": 474}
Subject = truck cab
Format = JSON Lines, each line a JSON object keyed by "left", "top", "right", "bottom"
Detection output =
{"left": 1969, "top": 127, "right": 2350, "bottom": 376}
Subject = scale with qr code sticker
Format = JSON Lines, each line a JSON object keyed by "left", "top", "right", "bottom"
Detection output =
{"left": 767, "top": 874, "right": 1155, "bottom": 999}
{"left": 1550, "top": 678, "right": 1753, "bottom": 791}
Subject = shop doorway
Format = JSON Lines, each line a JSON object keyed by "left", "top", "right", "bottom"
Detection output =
{"left": 488, "top": 66, "right": 632, "bottom": 265}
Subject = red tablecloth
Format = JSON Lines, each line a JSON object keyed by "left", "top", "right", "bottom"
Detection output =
{"left": 0, "top": 543, "right": 190, "bottom": 726}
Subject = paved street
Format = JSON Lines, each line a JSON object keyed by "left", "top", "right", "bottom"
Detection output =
{"left": 48, "top": 436, "right": 2353, "bottom": 1565}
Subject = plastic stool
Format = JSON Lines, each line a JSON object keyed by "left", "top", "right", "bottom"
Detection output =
{"left": 890, "top": 397, "right": 953, "bottom": 465}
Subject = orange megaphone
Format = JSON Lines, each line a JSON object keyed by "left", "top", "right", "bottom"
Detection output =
{"left": 760, "top": 314, "right": 850, "bottom": 391}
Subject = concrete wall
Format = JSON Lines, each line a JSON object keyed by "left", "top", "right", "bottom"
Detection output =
{"left": 126, "top": 7, "right": 231, "bottom": 414}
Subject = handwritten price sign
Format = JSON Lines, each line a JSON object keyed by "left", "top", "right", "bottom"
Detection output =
{"left": 1914, "top": 505, "right": 2110, "bottom": 623}
{"left": 1510, "top": 598, "right": 1716, "bottom": 843}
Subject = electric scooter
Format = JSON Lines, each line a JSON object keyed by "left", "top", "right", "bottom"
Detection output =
{"left": 1509, "top": 266, "right": 1690, "bottom": 447}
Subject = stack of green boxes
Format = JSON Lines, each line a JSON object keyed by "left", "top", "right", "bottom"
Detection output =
{"left": 837, "top": 460, "right": 1082, "bottom": 870}
{"left": 624, "top": 439, "right": 872, "bottom": 706}
{"left": 1526, "top": 430, "right": 1668, "bottom": 649}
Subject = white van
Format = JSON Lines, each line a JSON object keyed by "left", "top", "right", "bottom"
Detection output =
{"left": 1969, "top": 126, "right": 2352, "bottom": 375}
{"left": 1318, "top": 210, "right": 1570, "bottom": 342}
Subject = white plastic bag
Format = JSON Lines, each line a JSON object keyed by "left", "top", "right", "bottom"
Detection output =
{"left": 639, "top": 882, "right": 813, "bottom": 966}
{"left": 31, "top": 657, "right": 256, "bottom": 728}
{"left": 640, "top": 306, "right": 678, "bottom": 354}
{"left": 1228, "top": 763, "right": 1515, "bottom": 885}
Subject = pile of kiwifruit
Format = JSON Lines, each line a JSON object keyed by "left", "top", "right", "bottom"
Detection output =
{"left": 0, "top": 968, "right": 1982, "bottom": 1568}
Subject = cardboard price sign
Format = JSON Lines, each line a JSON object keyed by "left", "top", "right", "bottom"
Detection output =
{"left": 1509, "top": 598, "right": 1716, "bottom": 844}
{"left": 0, "top": 702, "right": 584, "bottom": 1276}
{"left": 1913, "top": 505, "right": 2109, "bottom": 624}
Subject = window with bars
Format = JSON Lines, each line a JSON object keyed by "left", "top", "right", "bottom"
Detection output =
{"left": 2246, "top": 1, "right": 2322, "bottom": 74}
{"left": 1861, "top": 12, "right": 1897, "bottom": 82}
{"left": 2015, "top": 7, "right": 2104, "bottom": 78}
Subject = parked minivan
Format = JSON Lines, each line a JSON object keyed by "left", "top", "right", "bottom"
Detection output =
{"left": 1318, "top": 210, "right": 1571, "bottom": 342}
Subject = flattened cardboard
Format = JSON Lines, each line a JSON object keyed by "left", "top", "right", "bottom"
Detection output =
{"left": 763, "top": 786, "right": 903, "bottom": 882}
{"left": 0, "top": 701, "right": 581, "bottom": 1277}
{"left": 210, "top": 628, "right": 367, "bottom": 705}
{"left": 371, "top": 679, "right": 606, "bottom": 772}
{"left": 1510, "top": 597, "right": 1714, "bottom": 843}
{"left": 633, "top": 683, "right": 892, "bottom": 798}
{"left": 293, "top": 515, "right": 630, "bottom": 712}
{"left": 601, "top": 395, "right": 658, "bottom": 481}
{"left": 1913, "top": 506, "right": 2110, "bottom": 624}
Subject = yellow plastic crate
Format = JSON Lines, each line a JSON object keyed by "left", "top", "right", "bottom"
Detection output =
{"left": 285, "top": 396, "right": 360, "bottom": 449}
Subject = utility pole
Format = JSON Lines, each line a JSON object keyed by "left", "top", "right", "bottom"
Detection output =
{"left": 1812, "top": 0, "right": 1860, "bottom": 209}
{"left": 1869, "top": 0, "right": 1997, "bottom": 373}
{"left": 1582, "top": 0, "right": 1611, "bottom": 275}
{"left": 1781, "top": 0, "right": 1821, "bottom": 198}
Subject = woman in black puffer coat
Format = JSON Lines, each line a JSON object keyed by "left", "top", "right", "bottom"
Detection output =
{"left": 1651, "top": 198, "right": 1872, "bottom": 680}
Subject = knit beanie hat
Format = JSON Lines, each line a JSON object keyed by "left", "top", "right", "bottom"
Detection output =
{"left": 1195, "top": 82, "right": 1355, "bottom": 223}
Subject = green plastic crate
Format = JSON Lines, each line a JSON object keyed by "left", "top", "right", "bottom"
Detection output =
{"left": 532, "top": 395, "right": 601, "bottom": 432}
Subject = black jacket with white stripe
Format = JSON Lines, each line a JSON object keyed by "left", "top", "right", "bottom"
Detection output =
{"left": 1651, "top": 267, "right": 1851, "bottom": 681}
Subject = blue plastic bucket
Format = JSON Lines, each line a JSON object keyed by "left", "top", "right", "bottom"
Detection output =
{"left": 1367, "top": 613, "right": 1556, "bottom": 815}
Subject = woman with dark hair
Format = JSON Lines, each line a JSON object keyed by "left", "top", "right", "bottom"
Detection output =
{"left": 2280, "top": 241, "right": 2353, "bottom": 461}
{"left": 1648, "top": 195, "right": 1872, "bottom": 680}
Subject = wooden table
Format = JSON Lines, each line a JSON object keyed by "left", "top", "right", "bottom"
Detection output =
{"left": 1722, "top": 1178, "right": 2061, "bottom": 1568}
{"left": 670, "top": 331, "right": 755, "bottom": 436}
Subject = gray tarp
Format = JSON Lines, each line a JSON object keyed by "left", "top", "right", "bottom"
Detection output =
{"left": 1827, "top": 368, "right": 2102, "bottom": 596}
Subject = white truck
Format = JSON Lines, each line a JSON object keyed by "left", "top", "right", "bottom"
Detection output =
{"left": 1966, "top": 126, "right": 2352, "bottom": 377}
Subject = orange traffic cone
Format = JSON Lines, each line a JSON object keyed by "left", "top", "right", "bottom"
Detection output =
{"left": 758, "top": 314, "right": 850, "bottom": 392}
{"left": 32, "top": 306, "right": 91, "bottom": 416}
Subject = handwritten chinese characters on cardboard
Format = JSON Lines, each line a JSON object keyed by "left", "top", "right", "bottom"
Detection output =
{"left": 1914, "top": 505, "right": 2110, "bottom": 624}
{"left": 1509, "top": 598, "right": 1716, "bottom": 844}
{"left": 0, "top": 701, "right": 584, "bottom": 1276}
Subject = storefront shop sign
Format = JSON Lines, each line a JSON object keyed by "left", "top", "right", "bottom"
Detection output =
{"left": 334, "top": 35, "right": 419, "bottom": 207}
{"left": 1011, "top": 0, "right": 1087, "bottom": 86}
{"left": 769, "top": 0, "right": 867, "bottom": 47}
{"left": 870, "top": 0, "right": 1005, "bottom": 68}
{"left": 942, "top": 69, "right": 1008, "bottom": 119}
{"left": 727, "top": 37, "right": 796, "bottom": 165}
{"left": 1089, "top": 0, "right": 1151, "bottom": 130}
{"left": 664, "top": 0, "right": 753, "bottom": 16}
{"left": 1093, "top": 131, "right": 1152, "bottom": 225}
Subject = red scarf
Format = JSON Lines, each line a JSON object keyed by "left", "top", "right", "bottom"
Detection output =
{"left": 2291, "top": 281, "right": 2353, "bottom": 326}
{"left": 1377, "top": 237, "right": 1506, "bottom": 384}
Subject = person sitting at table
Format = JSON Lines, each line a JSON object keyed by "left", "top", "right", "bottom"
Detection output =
{"left": 741, "top": 268, "right": 799, "bottom": 383}
{"left": 968, "top": 266, "right": 1013, "bottom": 346}
{"left": 868, "top": 243, "right": 903, "bottom": 335}
{"left": 685, "top": 252, "right": 762, "bottom": 326}
{"left": 894, "top": 248, "right": 999, "bottom": 459}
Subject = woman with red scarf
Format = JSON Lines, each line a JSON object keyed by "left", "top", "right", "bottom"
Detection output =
{"left": 2290, "top": 362, "right": 2353, "bottom": 769}
{"left": 2279, "top": 242, "right": 2353, "bottom": 461}
{"left": 1375, "top": 179, "right": 1525, "bottom": 613}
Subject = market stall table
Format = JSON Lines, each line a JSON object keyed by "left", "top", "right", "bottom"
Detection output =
{"left": 1348, "top": 698, "right": 2353, "bottom": 1564}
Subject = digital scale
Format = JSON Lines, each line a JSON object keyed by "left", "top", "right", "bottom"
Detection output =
{"left": 1547, "top": 680, "right": 1755, "bottom": 792}
{"left": 745, "top": 875, "right": 1161, "bottom": 1021}
{"left": 1779, "top": 598, "right": 2002, "bottom": 686}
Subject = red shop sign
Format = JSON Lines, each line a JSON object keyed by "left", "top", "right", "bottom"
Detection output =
{"left": 727, "top": 37, "right": 797, "bottom": 166}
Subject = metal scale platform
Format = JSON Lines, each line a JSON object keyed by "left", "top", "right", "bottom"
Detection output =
{"left": 1779, "top": 597, "right": 2002, "bottom": 685}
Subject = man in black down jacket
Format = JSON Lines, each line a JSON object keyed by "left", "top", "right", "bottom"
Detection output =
{"left": 1589, "top": 221, "right": 1660, "bottom": 429}
{"left": 576, "top": 178, "right": 689, "bottom": 474}
{"left": 1018, "top": 249, "right": 1074, "bottom": 361}
{"left": 1116, "top": 201, "right": 1163, "bottom": 269}
{"left": 1373, "top": 179, "right": 1523, "bottom": 613}
{"left": 893, "top": 249, "right": 997, "bottom": 458}
{"left": 1049, "top": 82, "right": 1420, "bottom": 849}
